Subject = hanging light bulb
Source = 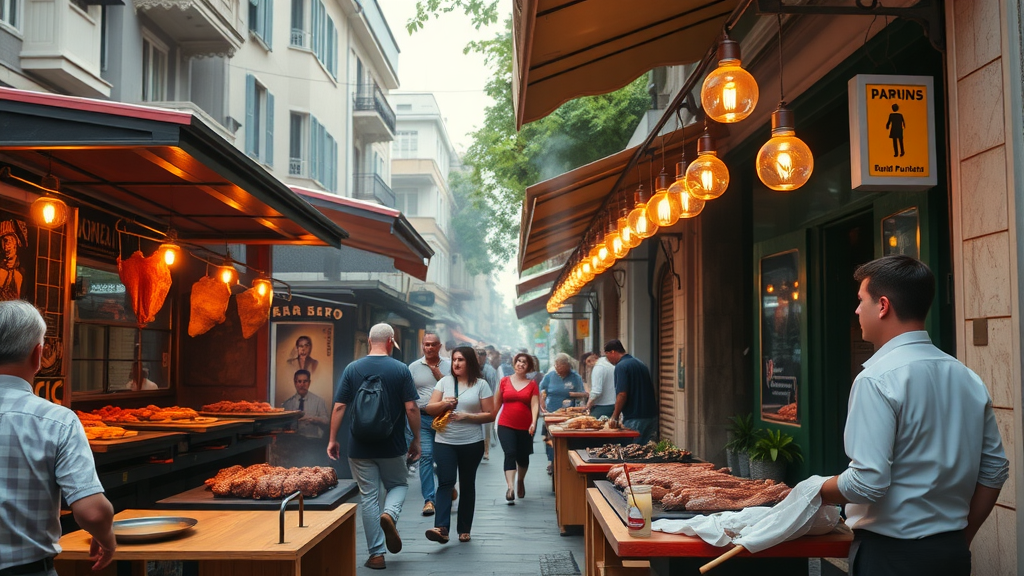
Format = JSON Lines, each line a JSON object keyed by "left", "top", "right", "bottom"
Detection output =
{"left": 666, "top": 152, "right": 705, "bottom": 219}
{"left": 627, "top": 184, "right": 659, "bottom": 240}
{"left": 686, "top": 132, "right": 730, "bottom": 200}
{"left": 756, "top": 105, "right": 813, "bottom": 191}
{"left": 31, "top": 196, "right": 69, "bottom": 228}
{"left": 617, "top": 194, "right": 640, "bottom": 249}
{"left": 701, "top": 38, "right": 759, "bottom": 123}
{"left": 606, "top": 218, "right": 628, "bottom": 259}
{"left": 158, "top": 230, "right": 181, "bottom": 266}
{"left": 253, "top": 276, "right": 274, "bottom": 299}
{"left": 646, "top": 167, "right": 681, "bottom": 227}
{"left": 216, "top": 258, "right": 238, "bottom": 285}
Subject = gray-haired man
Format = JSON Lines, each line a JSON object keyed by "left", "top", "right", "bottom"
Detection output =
{"left": 0, "top": 300, "right": 116, "bottom": 574}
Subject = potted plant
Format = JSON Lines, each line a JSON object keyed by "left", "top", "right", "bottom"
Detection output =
{"left": 749, "top": 429, "right": 803, "bottom": 482}
{"left": 724, "top": 414, "right": 759, "bottom": 478}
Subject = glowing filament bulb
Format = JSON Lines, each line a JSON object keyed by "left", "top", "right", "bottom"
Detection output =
{"left": 700, "top": 169, "right": 714, "bottom": 193}
{"left": 775, "top": 151, "right": 794, "bottom": 181}
{"left": 723, "top": 81, "right": 737, "bottom": 113}
{"left": 42, "top": 203, "right": 56, "bottom": 224}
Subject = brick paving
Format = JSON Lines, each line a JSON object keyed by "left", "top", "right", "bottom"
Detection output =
{"left": 349, "top": 440, "right": 585, "bottom": 575}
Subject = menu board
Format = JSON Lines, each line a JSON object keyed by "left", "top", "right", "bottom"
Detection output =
{"left": 759, "top": 249, "right": 801, "bottom": 426}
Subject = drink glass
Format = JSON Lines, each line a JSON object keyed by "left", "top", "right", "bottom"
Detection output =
{"left": 625, "top": 485, "right": 653, "bottom": 537}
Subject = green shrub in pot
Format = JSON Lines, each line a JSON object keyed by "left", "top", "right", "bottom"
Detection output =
{"left": 749, "top": 429, "right": 803, "bottom": 482}
{"left": 724, "top": 414, "right": 759, "bottom": 477}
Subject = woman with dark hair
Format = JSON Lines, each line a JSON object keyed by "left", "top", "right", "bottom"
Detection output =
{"left": 492, "top": 352, "right": 539, "bottom": 504}
{"left": 424, "top": 346, "right": 494, "bottom": 544}
{"left": 578, "top": 352, "right": 597, "bottom": 392}
{"left": 285, "top": 335, "right": 319, "bottom": 374}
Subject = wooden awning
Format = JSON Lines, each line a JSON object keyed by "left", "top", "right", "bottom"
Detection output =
{"left": 513, "top": 0, "right": 737, "bottom": 129}
{"left": 292, "top": 187, "right": 433, "bottom": 281}
{"left": 518, "top": 123, "right": 705, "bottom": 273}
{"left": 0, "top": 87, "right": 346, "bottom": 246}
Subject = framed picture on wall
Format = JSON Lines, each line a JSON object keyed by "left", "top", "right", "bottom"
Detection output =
{"left": 270, "top": 322, "right": 335, "bottom": 410}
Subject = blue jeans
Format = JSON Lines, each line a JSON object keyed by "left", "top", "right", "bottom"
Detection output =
{"left": 349, "top": 455, "right": 409, "bottom": 556}
{"left": 405, "top": 414, "right": 437, "bottom": 503}
{"left": 624, "top": 417, "right": 658, "bottom": 445}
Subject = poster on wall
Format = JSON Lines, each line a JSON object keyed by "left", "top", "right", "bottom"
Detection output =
{"left": 759, "top": 249, "right": 801, "bottom": 426}
{"left": 270, "top": 322, "right": 335, "bottom": 411}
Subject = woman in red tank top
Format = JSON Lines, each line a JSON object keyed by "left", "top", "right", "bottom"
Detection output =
{"left": 492, "top": 352, "right": 540, "bottom": 504}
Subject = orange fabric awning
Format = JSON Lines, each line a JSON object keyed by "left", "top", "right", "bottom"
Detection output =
{"left": 513, "top": 0, "right": 737, "bottom": 129}
{"left": 293, "top": 187, "right": 433, "bottom": 281}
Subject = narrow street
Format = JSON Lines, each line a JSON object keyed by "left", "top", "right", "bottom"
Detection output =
{"left": 351, "top": 443, "right": 584, "bottom": 576}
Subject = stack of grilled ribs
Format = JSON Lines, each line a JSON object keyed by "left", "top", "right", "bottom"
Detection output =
{"left": 205, "top": 464, "right": 338, "bottom": 499}
{"left": 608, "top": 463, "right": 790, "bottom": 511}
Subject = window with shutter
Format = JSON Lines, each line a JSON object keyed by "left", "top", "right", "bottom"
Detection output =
{"left": 658, "top": 267, "right": 676, "bottom": 442}
{"left": 245, "top": 75, "right": 256, "bottom": 157}
{"left": 265, "top": 92, "right": 274, "bottom": 167}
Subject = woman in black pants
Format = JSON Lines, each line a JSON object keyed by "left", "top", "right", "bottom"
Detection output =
{"left": 492, "top": 352, "right": 540, "bottom": 504}
{"left": 424, "top": 346, "right": 494, "bottom": 543}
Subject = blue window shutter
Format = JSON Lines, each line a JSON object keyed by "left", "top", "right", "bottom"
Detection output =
{"left": 265, "top": 91, "right": 274, "bottom": 166}
{"left": 310, "top": 117, "right": 319, "bottom": 183}
{"left": 264, "top": 0, "right": 273, "bottom": 48}
{"left": 331, "top": 138, "right": 338, "bottom": 192}
{"left": 245, "top": 75, "right": 256, "bottom": 157}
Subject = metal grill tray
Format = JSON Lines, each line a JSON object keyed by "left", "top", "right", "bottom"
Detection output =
{"left": 154, "top": 479, "right": 357, "bottom": 511}
{"left": 113, "top": 516, "right": 198, "bottom": 543}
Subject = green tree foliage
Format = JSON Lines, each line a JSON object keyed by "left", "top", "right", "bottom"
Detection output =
{"left": 449, "top": 169, "right": 494, "bottom": 275}
{"left": 408, "top": 3, "right": 650, "bottom": 265}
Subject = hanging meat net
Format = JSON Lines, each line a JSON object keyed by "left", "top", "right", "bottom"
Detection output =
{"left": 235, "top": 285, "right": 272, "bottom": 339}
{"left": 188, "top": 275, "right": 230, "bottom": 337}
{"left": 117, "top": 251, "right": 172, "bottom": 326}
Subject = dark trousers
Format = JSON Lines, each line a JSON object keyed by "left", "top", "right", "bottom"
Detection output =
{"left": 850, "top": 529, "right": 971, "bottom": 576}
{"left": 497, "top": 425, "right": 533, "bottom": 471}
{"left": 433, "top": 440, "right": 484, "bottom": 534}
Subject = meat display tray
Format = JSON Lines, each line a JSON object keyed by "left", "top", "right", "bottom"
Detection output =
{"left": 197, "top": 410, "right": 302, "bottom": 420}
{"left": 595, "top": 480, "right": 704, "bottom": 521}
{"left": 576, "top": 448, "right": 695, "bottom": 464}
{"left": 154, "top": 479, "right": 358, "bottom": 511}
{"left": 89, "top": 431, "right": 185, "bottom": 454}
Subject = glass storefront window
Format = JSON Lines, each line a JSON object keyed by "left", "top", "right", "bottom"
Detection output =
{"left": 882, "top": 207, "right": 920, "bottom": 258}
{"left": 71, "top": 264, "right": 172, "bottom": 394}
{"left": 759, "top": 249, "right": 802, "bottom": 426}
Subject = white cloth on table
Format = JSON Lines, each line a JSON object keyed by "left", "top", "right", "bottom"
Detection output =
{"left": 651, "top": 475, "right": 842, "bottom": 554}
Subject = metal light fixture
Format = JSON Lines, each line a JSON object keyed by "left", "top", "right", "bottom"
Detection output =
{"left": 252, "top": 276, "right": 274, "bottom": 299}
{"left": 756, "top": 105, "right": 813, "bottom": 191}
{"left": 216, "top": 257, "right": 238, "bottom": 285}
{"left": 701, "top": 38, "right": 759, "bottom": 124}
{"left": 31, "top": 196, "right": 69, "bottom": 229}
{"left": 666, "top": 150, "right": 704, "bottom": 219}
{"left": 617, "top": 193, "right": 641, "bottom": 249}
{"left": 627, "top": 184, "right": 659, "bottom": 240}
{"left": 158, "top": 230, "right": 181, "bottom": 267}
{"left": 685, "top": 132, "right": 730, "bottom": 200}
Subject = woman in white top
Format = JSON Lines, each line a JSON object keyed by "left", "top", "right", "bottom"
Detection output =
{"left": 424, "top": 346, "right": 494, "bottom": 544}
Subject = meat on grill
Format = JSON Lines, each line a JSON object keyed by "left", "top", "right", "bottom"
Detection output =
{"left": 207, "top": 464, "right": 338, "bottom": 499}
{"left": 606, "top": 462, "right": 790, "bottom": 511}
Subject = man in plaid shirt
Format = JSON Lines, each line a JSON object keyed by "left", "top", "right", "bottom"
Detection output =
{"left": 0, "top": 301, "right": 116, "bottom": 575}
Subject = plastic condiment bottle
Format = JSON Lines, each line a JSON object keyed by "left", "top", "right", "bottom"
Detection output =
{"left": 625, "top": 485, "right": 653, "bottom": 537}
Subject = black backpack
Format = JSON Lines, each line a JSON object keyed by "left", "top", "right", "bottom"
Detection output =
{"left": 350, "top": 372, "right": 396, "bottom": 442}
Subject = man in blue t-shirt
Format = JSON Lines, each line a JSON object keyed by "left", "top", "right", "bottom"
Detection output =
{"left": 329, "top": 323, "right": 420, "bottom": 570}
{"left": 605, "top": 339, "right": 658, "bottom": 444}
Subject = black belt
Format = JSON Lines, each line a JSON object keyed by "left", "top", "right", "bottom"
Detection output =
{"left": 420, "top": 408, "right": 430, "bottom": 416}
{"left": 1, "top": 558, "right": 54, "bottom": 576}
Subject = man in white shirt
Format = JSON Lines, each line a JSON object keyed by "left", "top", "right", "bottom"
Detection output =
{"left": 819, "top": 256, "right": 1008, "bottom": 575}
{"left": 407, "top": 332, "right": 450, "bottom": 516}
{"left": 585, "top": 354, "right": 616, "bottom": 418}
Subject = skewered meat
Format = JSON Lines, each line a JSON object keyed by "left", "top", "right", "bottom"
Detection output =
{"left": 118, "top": 251, "right": 172, "bottom": 326}
{"left": 588, "top": 441, "right": 692, "bottom": 462}
{"left": 550, "top": 406, "right": 588, "bottom": 416}
{"left": 189, "top": 276, "right": 231, "bottom": 337}
{"left": 563, "top": 415, "right": 604, "bottom": 430}
{"left": 202, "top": 401, "right": 282, "bottom": 413}
{"left": 236, "top": 286, "right": 271, "bottom": 339}
{"left": 606, "top": 463, "right": 791, "bottom": 511}
{"left": 206, "top": 464, "right": 338, "bottom": 499}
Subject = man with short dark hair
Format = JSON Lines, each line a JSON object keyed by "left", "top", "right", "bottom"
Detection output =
{"left": 0, "top": 300, "right": 116, "bottom": 575}
{"left": 282, "top": 369, "right": 329, "bottom": 439}
{"left": 605, "top": 339, "right": 658, "bottom": 444}
{"left": 329, "top": 323, "right": 420, "bottom": 570}
{"left": 819, "top": 255, "right": 1008, "bottom": 575}
{"left": 408, "top": 332, "right": 450, "bottom": 516}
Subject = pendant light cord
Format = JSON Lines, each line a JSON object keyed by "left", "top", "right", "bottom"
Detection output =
{"left": 777, "top": 13, "right": 785, "bottom": 105}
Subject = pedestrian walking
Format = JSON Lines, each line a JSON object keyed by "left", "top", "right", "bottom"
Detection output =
{"left": 328, "top": 323, "right": 420, "bottom": 570}
{"left": 0, "top": 300, "right": 117, "bottom": 575}
{"left": 492, "top": 352, "right": 540, "bottom": 505}
{"left": 424, "top": 346, "right": 494, "bottom": 544}
{"left": 818, "top": 256, "right": 1008, "bottom": 575}
{"left": 407, "top": 332, "right": 450, "bottom": 517}
{"left": 605, "top": 340, "right": 658, "bottom": 444}
{"left": 477, "top": 348, "right": 499, "bottom": 460}
{"left": 585, "top": 352, "right": 616, "bottom": 419}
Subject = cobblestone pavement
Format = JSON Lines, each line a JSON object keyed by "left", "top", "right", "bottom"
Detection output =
{"left": 349, "top": 438, "right": 584, "bottom": 576}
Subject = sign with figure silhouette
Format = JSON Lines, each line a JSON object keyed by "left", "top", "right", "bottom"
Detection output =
{"left": 848, "top": 74, "right": 936, "bottom": 191}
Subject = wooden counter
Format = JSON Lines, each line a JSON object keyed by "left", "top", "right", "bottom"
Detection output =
{"left": 549, "top": 426, "right": 638, "bottom": 535}
{"left": 585, "top": 488, "right": 852, "bottom": 576}
{"left": 55, "top": 505, "right": 357, "bottom": 576}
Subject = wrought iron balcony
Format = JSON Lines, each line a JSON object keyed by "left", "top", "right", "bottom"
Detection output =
{"left": 353, "top": 83, "right": 396, "bottom": 142}
{"left": 353, "top": 173, "right": 395, "bottom": 208}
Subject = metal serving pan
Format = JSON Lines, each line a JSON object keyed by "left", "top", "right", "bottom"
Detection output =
{"left": 113, "top": 517, "right": 198, "bottom": 543}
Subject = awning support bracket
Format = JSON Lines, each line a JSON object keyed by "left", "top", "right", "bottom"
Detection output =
{"left": 755, "top": 0, "right": 944, "bottom": 52}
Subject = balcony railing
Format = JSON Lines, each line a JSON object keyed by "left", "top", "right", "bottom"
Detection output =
{"left": 290, "top": 28, "right": 309, "bottom": 48}
{"left": 289, "top": 158, "right": 306, "bottom": 177}
{"left": 353, "top": 83, "right": 396, "bottom": 135}
{"left": 353, "top": 173, "right": 395, "bottom": 208}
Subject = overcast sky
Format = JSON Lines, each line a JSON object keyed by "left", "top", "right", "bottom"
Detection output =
{"left": 377, "top": 1, "right": 522, "bottom": 323}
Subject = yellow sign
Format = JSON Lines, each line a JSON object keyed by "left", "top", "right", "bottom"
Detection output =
{"left": 848, "top": 75, "right": 936, "bottom": 191}
{"left": 576, "top": 319, "right": 590, "bottom": 339}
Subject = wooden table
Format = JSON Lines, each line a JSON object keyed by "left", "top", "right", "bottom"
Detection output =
{"left": 585, "top": 488, "right": 852, "bottom": 576}
{"left": 549, "top": 426, "right": 638, "bottom": 534}
{"left": 55, "top": 505, "right": 357, "bottom": 576}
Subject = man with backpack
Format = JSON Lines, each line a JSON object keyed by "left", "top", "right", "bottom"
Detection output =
{"left": 328, "top": 323, "right": 420, "bottom": 570}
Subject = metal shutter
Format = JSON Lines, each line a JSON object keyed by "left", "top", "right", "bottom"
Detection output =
{"left": 658, "top": 268, "right": 675, "bottom": 440}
